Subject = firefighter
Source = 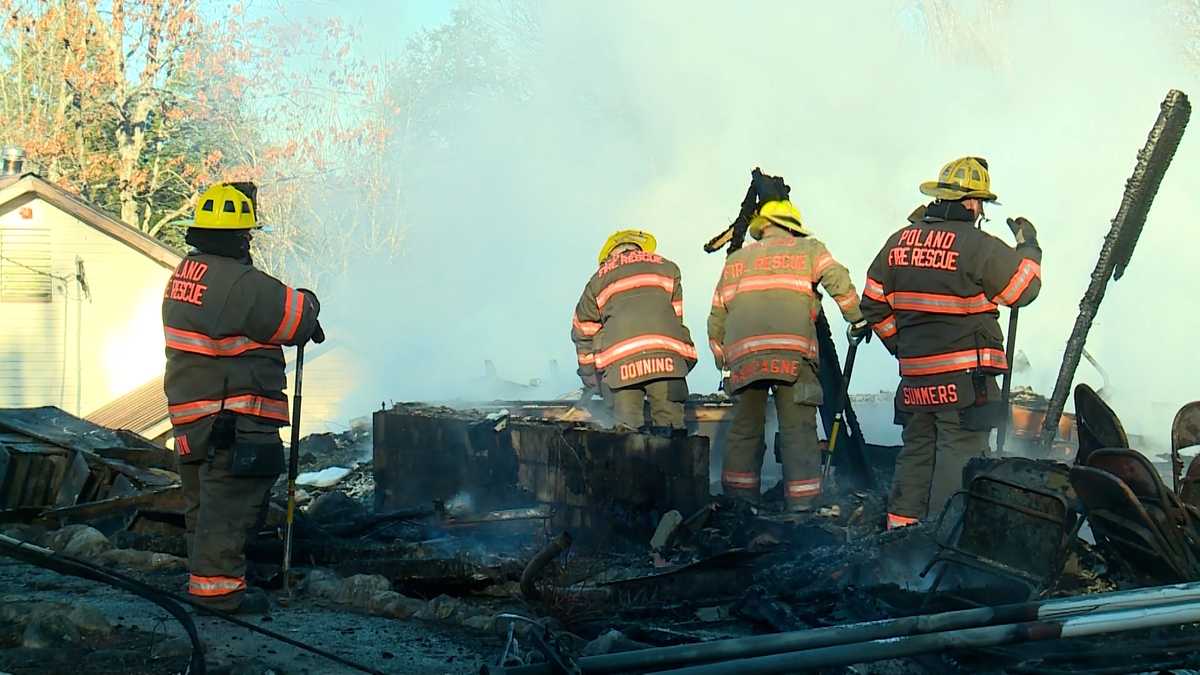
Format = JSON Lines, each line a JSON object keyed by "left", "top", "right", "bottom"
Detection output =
{"left": 572, "top": 229, "right": 697, "bottom": 430}
{"left": 708, "top": 199, "right": 868, "bottom": 511}
{"left": 860, "top": 157, "right": 1041, "bottom": 529}
{"left": 163, "top": 182, "right": 323, "bottom": 613}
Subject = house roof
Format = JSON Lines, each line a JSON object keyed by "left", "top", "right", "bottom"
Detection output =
{"left": 84, "top": 375, "right": 170, "bottom": 438}
{"left": 81, "top": 346, "right": 340, "bottom": 443}
{"left": 0, "top": 173, "right": 182, "bottom": 269}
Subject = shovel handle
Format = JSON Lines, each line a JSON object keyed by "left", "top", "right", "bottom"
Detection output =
{"left": 821, "top": 341, "right": 859, "bottom": 482}
{"left": 283, "top": 343, "right": 306, "bottom": 595}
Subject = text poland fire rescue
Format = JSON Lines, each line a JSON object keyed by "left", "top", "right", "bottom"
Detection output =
{"left": 165, "top": 259, "right": 209, "bottom": 306}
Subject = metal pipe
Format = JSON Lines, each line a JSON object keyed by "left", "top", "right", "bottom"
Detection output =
{"left": 650, "top": 601, "right": 1200, "bottom": 675}
{"left": 484, "top": 581, "right": 1200, "bottom": 675}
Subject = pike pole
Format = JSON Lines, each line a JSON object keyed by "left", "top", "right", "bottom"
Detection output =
{"left": 996, "top": 306, "right": 1019, "bottom": 454}
{"left": 282, "top": 342, "right": 305, "bottom": 595}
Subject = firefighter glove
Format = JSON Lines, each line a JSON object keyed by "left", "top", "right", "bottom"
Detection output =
{"left": 311, "top": 321, "right": 326, "bottom": 344}
{"left": 1006, "top": 217, "right": 1038, "bottom": 248}
{"left": 847, "top": 319, "right": 872, "bottom": 345}
{"left": 297, "top": 288, "right": 321, "bottom": 314}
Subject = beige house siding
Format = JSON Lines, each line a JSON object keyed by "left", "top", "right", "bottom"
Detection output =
{"left": 0, "top": 191, "right": 174, "bottom": 415}
{"left": 284, "top": 345, "right": 363, "bottom": 438}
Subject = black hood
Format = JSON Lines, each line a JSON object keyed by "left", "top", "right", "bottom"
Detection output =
{"left": 185, "top": 228, "right": 252, "bottom": 264}
{"left": 921, "top": 200, "right": 976, "bottom": 224}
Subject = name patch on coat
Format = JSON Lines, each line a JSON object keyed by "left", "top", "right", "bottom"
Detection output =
{"left": 888, "top": 228, "right": 960, "bottom": 271}
{"left": 896, "top": 371, "right": 977, "bottom": 412}
{"left": 902, "top": 383, "right": 959, "bottom": 406}
{"left": 165, "top": 260, "right": 210, "bottom": 306}
{"left": 618, "top": 357, "right": 676, "bottom": 382}
{"left": 730, "top": 358, "right": 800, "bottom": 387}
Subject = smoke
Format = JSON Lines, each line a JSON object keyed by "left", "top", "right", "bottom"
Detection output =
{"left": 322, "top": 1, "right": 1199, "bottom": 453}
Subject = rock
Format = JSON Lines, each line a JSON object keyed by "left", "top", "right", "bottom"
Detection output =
{"left": 462, "top": 614, "right": 496, "bottom": 633}
{"left": 98, "top": 548, "right": 187, "bottom": 572}
{"left": 306, "top": 491, "right": 366, "bottom": 524}
{"left": 364, "top": 590, "right": 400, "bottom": 614}
{"left": 1, "top": 601, "right": 111, "bottom": 638}
{"left": 580, "top": 629, "right": 650, "bottom": 657}
{"left": 416, "top": 594, "right": 468, "bottom": 622}
{"left": 151, "top": 635, "right": 197, "bottom": 660}
{"left": 381, "top": 595, "right": 425, "bottom": 619}
{"left": 300, "top": 568, "right": 343, "bottom": 601}
{"left": 65, "top": 604, "right": 113, "bottom": 637}
{"left": 650, "top": 510, "right": 684, "bottom": 551}
{"left": 44, "top": 525, "right": 113, "bottom": 559}
{"left": 0, "top": 523, "right": 45, "bottom": 545}
{"left": 333, "top": 574, "right": 392, "bottom": 607}
{"left": 22, "top": 613, "right": 81, "bottom": 648}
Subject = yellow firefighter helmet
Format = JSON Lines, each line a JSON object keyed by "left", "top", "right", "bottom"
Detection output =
{"left": 598, "top": 229, "right": 657, "bottom": 263}
{"left": 192, "top": 183, "right": 258, "bottom": 230}
{"left": 749, "top": 200, "right": 810, "bottom": 239}
{"left": 919, "top": 156, "right": 998, "bottom": 202}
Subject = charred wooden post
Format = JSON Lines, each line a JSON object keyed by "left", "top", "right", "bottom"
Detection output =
{"left": 1038, "top": 90, "right": 1190, "bottom": 452}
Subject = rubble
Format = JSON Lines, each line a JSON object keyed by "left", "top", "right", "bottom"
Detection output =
{"left": 0, "top": 407, "right": 182, "bottom": 533}
{"left": 7, "top": 381, "right": 1200, "bottom": 674}
{"left": 374, "top": 404, "right": 711, "bottom": 541}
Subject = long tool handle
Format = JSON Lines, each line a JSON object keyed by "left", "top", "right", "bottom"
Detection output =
{"left": 821, "top": 340, "right": 859, "bottom": 481}
{"left": 283, "top": 342, "right": 305, "bottom": 595}
{"left": 996, "top": 307, "right": 1019, "bottom": 454}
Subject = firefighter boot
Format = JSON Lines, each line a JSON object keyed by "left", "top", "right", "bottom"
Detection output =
{"left": 723, "top": 385, "right": 771, "bottom": 502}
{"left": 775, "top": 386, "right": 822, "bottom": 512}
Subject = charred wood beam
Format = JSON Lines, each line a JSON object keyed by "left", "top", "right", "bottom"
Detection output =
{"left": 1038, "top": 90, "right": 1190, "bottom": 451}
{"left": 521, "top": 531, "right": 572, "bottom": 602}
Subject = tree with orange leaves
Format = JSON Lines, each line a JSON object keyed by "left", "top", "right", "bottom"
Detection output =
{"left": 0, "top": 0, "right": 390, "bottom": 262}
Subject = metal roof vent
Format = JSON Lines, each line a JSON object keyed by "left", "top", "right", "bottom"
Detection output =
{"left": 2, "top": 147, "right": 25, "bottom": 176}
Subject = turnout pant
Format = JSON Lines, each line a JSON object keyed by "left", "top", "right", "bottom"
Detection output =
{"left": 888, "top": 409, "right": 990, "bottom": 524}
{"left": 722, "top": 382, "right": 821, "bottom": 509}
{"left": 609, "top": 379, "right": 685, "bottom": 430}
{"left": 180, "top": 440, "right": 279, "bottom": 610}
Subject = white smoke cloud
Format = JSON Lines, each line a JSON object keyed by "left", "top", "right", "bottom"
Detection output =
{"left": 323, "top": 1, "right": 1199, "bottom": 453}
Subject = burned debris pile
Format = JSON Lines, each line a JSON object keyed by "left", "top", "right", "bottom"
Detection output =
{"left": 0, "top": 407, "right": 182, "bottom": 535}
{"left": 4, "top": 388, "right": 1200, "bottom": 674}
